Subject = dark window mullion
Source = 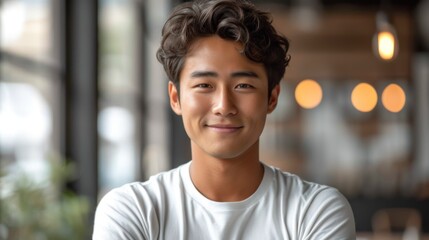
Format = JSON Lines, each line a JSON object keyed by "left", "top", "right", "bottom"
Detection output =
{"left": 63, "top": 0, "right": 99, "bottom": 235}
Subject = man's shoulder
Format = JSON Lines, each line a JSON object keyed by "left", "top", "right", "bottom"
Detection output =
{"left": 92, "top": 164, "right": 188, "bottom": 240}
{"left": 145, "top": 162, "right": 187, "bottom": 186}
{"left": 266, "top": 164, "right": 356, "bottom": 238}
{"left": 98, "top": 163, "right": 188, "bottom": 208}
{"left": 266, "top": 164, "right": 345, "bottom": 203}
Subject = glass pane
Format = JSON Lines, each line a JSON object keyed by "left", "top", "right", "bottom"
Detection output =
{"left": 0, "top": 0, "right": 57, "bottom": 189}
{"left": 0, "top": 1, "right": 89, "bottom": 239}
{"left": 0, "top": 0, "right": 52, "bottom": 64}
{"left": 98, "top": 0, "right": 141, "bottom": 197}
{"left": 0, "top": 62, "right": 56, "bottom": 178}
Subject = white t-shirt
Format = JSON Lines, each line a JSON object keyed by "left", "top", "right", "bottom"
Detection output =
{"left": 93, "top": 162, "right": 356, "bottom": 240}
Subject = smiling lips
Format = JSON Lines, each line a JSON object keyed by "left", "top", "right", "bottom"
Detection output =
{"left": 205, "top": 124, "right": 243, "bottom": 133}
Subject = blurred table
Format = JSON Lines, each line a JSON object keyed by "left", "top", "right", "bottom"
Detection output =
{"left": 357, "top": 232, "right": 429, "bottom": 240}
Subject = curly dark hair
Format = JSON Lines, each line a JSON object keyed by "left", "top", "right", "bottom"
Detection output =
{"left": 156, "top": 0, "right": 290, "bottom": 94}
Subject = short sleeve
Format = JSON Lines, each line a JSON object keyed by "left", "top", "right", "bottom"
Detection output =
{"left": 92, "top": 186, "right": 152, "bottom": 240}
{"left": 300, "top": 187, "right": 356, "bottom": 240}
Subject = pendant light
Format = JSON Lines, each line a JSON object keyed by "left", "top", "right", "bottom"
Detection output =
{"left": 373, "top": 5, "right": 399, "bottom": 61}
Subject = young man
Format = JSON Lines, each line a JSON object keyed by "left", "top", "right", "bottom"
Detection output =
{"left": 93, "top": 0, "right": 356, "bottom": 239}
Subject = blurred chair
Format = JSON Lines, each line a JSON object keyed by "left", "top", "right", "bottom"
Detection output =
{"left": 372, "top": 208, "right": 421, "bottom": 240}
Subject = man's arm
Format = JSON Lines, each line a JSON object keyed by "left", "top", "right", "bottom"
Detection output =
{"left": 92, "top": 186, "right": 153, "bottom": 240}
{"left": 300, "top": 187, "right": 356, "bottom": 240}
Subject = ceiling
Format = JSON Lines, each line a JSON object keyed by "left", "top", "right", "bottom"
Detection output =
{"left": 251, "top": 0, "right": 421, "bottom": 10}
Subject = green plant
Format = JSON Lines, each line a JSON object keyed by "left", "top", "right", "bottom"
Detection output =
{"left": 0, "top": 155, "right": 89, "bottom": 240}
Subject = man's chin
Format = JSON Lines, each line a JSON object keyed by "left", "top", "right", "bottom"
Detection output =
{"left": 205, "top": 148, "right": 247, "bottom": 160}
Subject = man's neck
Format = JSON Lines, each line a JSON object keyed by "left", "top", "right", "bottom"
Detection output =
{"left": 189, "top": 142, "right": 264, "bottom": 202}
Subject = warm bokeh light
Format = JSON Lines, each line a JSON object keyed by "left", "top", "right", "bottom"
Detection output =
{"left": 351, "top": 83, "right": 378, "bottom": 112}
{"left": 295, "top": 79, "right": 323, "bottom": 109}
{"left": 382, "top": 83, "right": 406, "bottom": 113}
{"left": 377, "top": 31, "right": 396, "bottom": 60}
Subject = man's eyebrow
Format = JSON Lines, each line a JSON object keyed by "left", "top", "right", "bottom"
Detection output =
{"left": 190, "top": 70, "right": 260, "bottom": 79}
{"left": 190, "top": 71, "right": 218, "bottom": 78}
{"left": 231, "top": 71, "right": 259, "bottom": 79}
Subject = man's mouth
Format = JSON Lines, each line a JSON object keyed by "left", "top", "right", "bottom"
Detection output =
{"left": 205, "top": 124, "right": 244, "bottom": 133}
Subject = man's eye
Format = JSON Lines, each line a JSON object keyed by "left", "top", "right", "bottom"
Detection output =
{"left": 236, "top": 84, "right": 253, "bottom": 89}
{"left": 196, "top": 83, "right": 212, "bottom": 88}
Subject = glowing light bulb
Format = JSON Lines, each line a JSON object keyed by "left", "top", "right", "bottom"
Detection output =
{"left": 351, "top": 83, "right": 378, "bottom": 112}
{"left": 373, "top": 11, "right": 399, "bottom": 61}
{"left": 295, "top": 79, "right": 323, "bottom": 109}
{"left": 382, "top": 83, "right": 406, "bottom": 113}
{"left": 378, "top": 31, "right": 396, "bottom": 60}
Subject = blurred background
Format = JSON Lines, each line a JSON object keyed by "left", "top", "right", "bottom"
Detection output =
{"left": 0, "top": 0, "right": 428, "bottom": 239}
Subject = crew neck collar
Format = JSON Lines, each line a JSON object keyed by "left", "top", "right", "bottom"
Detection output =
{"left": 180, "top": 161, "right": 274, "bottom": 212}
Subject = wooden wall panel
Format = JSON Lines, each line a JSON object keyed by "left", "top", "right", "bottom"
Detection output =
{"left": 267, "top": 7, "right": 413, "bottom": 82}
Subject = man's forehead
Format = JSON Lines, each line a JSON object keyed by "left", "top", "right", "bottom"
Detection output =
{"left": 187, "top": 36, "right": 244, "bottom": 56}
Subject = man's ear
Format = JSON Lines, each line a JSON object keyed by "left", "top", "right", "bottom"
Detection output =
{"left": 268, "top": 84, "right": 280, "bottom": 113}
{"left": 168, "top": 81, "right": 182, "bottom": 115}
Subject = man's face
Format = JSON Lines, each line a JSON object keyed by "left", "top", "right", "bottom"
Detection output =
{"left": 169, "top": 35, "right": 279, "bottom": 160}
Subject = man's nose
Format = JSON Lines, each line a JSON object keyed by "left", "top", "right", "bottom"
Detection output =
{"left": 212, "top": 87, "right": 238, "bottom": 117}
